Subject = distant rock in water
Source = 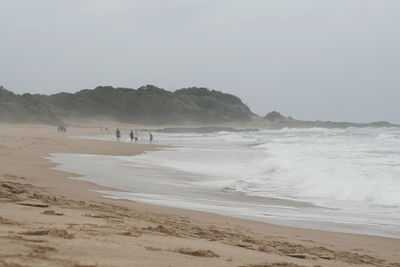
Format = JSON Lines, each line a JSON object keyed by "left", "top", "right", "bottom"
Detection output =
{"left": 265, "top": 111, "right": 286, "bottom": 121}
{"left": 264, "top": 111, "right": 295, "bottom": 124}
{"left": 158, "top": 126, "right": 259, "bottom": 133}
{"left": 263, "top": 110, "right": 398, "bottom": 129}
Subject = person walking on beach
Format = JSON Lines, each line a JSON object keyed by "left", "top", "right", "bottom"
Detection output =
{"left": 130, "top": 130, "right": 134, "bottom": 143}
{"left": 134, "top": 131, "right": 138, "bottom": 142}
{"left": 149, "top": 131, "right": 153, "bottom": 143}
{"left": 116, "top": 128, "right": 121, "bottom": 142}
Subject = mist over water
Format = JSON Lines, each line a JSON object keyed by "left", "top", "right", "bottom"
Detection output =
{"left": 51, "top": 127, "right": 400, "bottom": 238}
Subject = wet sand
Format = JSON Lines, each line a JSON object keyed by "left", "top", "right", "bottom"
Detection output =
{"left": 1, "top": 124, "right": 399, "bottom": 267}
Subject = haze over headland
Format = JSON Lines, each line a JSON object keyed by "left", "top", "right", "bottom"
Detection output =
{"left": 1, "top": 0, "right": 399, "bottom": 123}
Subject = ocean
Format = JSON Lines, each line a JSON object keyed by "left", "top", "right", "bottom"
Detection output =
{"left": 48, "top": 127, "right": 400, "bottom": 238}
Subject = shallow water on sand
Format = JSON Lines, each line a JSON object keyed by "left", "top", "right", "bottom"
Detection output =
{"left": 49, "top": 127, "right": 400, "bottom": 238}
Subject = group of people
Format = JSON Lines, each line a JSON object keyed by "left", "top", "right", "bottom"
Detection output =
{"left": 57, "top": 126, "right": 67, "bottom": 134}
{"left": 116, "top": 128, "right": 153, "bottom": 143}
{"left": 129, "top": 130, "right": 140, "bottom": 142}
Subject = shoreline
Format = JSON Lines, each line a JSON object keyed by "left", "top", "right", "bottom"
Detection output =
{"left": 60, "top": 131, "right": 400, "bottom": 239}
{"left": 1, "top": 124, "right": 399, "bottom": 266}
{"left": 48, "top": 151, "right": 400, "bottom": 240}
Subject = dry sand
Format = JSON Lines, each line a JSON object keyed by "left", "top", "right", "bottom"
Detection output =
{"left": 0, "top": 124, "right": 399, "bottom": 267}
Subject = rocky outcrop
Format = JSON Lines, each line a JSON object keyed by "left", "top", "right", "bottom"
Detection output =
{"left": 263, "top": 111, "right": 399, "bottom": 129}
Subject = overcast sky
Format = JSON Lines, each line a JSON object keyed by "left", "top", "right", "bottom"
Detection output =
{"left": 1, "top": 0, "right": 399, "bottom": 123}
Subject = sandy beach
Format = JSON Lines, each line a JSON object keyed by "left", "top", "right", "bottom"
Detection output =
{"left": 0, "top": 124, "right": 399, "bottom": 267}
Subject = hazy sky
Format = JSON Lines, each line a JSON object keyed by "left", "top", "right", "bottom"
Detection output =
{"left": 1, "top": 0, "right": 399, "bottom": 123}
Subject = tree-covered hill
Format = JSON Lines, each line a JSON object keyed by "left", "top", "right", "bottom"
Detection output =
{"left": 0, "top": 86, "right": 60, "bottom": 124}
{"left": 0, "top": 85, "right": 253, "bottom": 125}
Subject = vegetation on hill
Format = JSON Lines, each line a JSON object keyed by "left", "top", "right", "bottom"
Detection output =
{"left": 0, "top": 86, "right": 60, "bottom": 124}
{"left": 0, "top": 85, "right": 253, "bottom": 125}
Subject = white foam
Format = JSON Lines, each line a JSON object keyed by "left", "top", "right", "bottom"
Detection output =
{"left": 64, "top": 127, "right": 400, "bottom": 237}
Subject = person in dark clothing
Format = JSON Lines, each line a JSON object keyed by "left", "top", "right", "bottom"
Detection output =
{"left": 130, "top": 130, "right": 134, "bottom": 143}
{"left": 116, "top": 128, "right": 121, "bottom": 142}
{"left": 149, "top": 132, "right": 153, "bottom": 143}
